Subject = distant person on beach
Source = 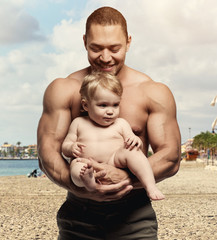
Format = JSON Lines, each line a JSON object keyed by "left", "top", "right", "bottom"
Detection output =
{"left": 62, "top": 72, "right": 165, "bottom": 201}
{"left": 37, "top": 6, "right": 181, "bottom": 239}
{"left": 27, "top": 169, "right": 38, "bottom": 178}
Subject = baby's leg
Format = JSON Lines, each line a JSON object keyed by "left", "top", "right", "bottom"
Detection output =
{"left": 70, "top": 159, "right": 96, "bottom": 191}
{"left": 114, "top": 149, "right": 165, "bottom": 201}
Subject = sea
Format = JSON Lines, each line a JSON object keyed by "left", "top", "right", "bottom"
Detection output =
{"left": 0, "top": 159, "right": 39, "bottom": 176}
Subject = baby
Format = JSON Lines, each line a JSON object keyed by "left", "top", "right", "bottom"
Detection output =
{"left": 62, "top": 72, "right": 164, "bottom": 200}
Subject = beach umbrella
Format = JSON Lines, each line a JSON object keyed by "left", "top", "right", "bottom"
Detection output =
{"left": 210, "top": 95, "right": 217, "bottom": 132}
{"left": 211, "top": 117, "right": 217, "bottom": 132}
{"left": 210, "top": 95, "right": 217, "bottom": 106}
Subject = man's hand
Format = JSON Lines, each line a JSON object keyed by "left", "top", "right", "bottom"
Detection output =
{"left": 73, "top": 158, "right": 134, "bottom": 201}
{"left": 79, "top": 179, "right": 133, "bottom": 202}
{"left": 81, "top": 158, "right": 131, "bottom": 184}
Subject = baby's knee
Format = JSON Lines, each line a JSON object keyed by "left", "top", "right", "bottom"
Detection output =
{"left": 113, "top": 148, "right": 130, "bottom": 167}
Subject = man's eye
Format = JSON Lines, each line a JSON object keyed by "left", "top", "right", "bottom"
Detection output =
{"left": 91, "top": 48, "right": 100, "bottom": 53}
{"left": 111, "top": 48, "right": 120, "bottom": 53}
{"left": 90, "top": 47, "right": 101, "bottom": 53}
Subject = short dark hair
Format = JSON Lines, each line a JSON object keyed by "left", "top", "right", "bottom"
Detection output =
{"left": 85, "top": 7, "right": 128, "bottom": 40}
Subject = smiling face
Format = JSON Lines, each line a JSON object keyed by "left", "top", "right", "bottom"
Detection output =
{"left": 82, "top": 85, "right": 121, "bottom": 127}
{"left": 84, "top": 24, "right": 131, "bottom": 75}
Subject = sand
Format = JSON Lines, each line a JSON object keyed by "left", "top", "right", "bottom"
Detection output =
{"left": 0, "top": 161, "right": 217, "bottom": 240}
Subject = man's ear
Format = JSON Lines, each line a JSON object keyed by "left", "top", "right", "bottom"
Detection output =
{"left": 81, "top": 99, "right": 88, "bottom": 111}
{"left": 126, "top": 35, "right": 132, "bottom": 52}
{"left": 83, "top": 35, "right": 87, "bottom": 50}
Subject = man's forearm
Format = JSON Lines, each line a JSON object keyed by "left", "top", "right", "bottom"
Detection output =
{"left": 148, "top": 147, "right": 181, "bottom": 183}
{"left": 38, "top": 152, "right": 92, "bottom": 198}
{"left": 38, "top": 148, "right": 73, "bottom": 191}
{"left": 130, "top": 152, "right": 180, "bottom": 189}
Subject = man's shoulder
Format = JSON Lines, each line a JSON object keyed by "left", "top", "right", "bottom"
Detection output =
{"left": 124, "top": 67, "right": 155, "bottom": 89}
{"left": 131, "top": 69, "right": 166, "bottom": 89}
{"left": 128, "top": 68, "right": 175, "bottom": 104}
{"left": 45, "top": 68, "right": 89, "bottom": 96}
{"left": 131, "top": 70, "right": 171, "bottom": 95}
{"left": 66, "top": 67, "right": 89, "bottom": 81}
{"left": 44, "top": 78, "right": 80, "bottom": 107}
{"left": 145, "top": 80, "right": 172, "bottom": 98}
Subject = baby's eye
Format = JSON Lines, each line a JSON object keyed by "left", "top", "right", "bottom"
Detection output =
{"left": 114, "top": 103, "right": 120, "bottom": 107}
{"left": 99, "top": 104, "right": 107, "bottom": 108}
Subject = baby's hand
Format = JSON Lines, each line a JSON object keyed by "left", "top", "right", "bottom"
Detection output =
{"left": 72, "top": 142, "right": 86, "bottom": 158}
{"left": 125, "top": 135, "right": 142, "bottom": 150}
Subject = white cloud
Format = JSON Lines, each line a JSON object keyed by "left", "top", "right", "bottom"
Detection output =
{"left": 49, "top": 0, "right": 65, "bottom": 3}
{"left": 0, "top": 0, "right": 45, "bottom": 44}
{"left": 0, "top": 6, "right": 88, "bottom": 144}
{"left": 45, "top": 18, "right": 88, "bottom": 80}
{"left": 0, "top": 44, "right": 50, "bottom": 144}
{"left": 64, "top": 9, "right": 76, "bottom": 18}
{"left": 51, "top": 19, "right": 85, "bottom": 51}
{"left": 1, "top": 0, "right": 217, "bottom": 145}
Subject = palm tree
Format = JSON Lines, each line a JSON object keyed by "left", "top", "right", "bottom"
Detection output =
{"left": 193, "top": 131, "right": 217, "bottom": 164}
{"left": 16, "top": 141, "right": 21, "bottom": 158}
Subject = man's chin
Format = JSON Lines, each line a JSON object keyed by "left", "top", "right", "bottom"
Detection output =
{"left": 92, "top": 66, "right": 117, "bottom": 75}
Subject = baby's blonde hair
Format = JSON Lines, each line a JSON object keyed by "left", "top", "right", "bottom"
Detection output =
{"left": 80, "top": 71, "right": 123, "bottom": 101}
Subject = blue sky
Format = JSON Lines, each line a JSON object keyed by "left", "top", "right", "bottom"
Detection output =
{"left": 1, "top": 0, "right": 217, "bottom": 146}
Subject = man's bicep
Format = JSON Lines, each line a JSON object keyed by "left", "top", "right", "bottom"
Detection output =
{"left": 39, "top": 79, "right": 73, "bottom": 143}
{"left": 38, "top": 109, "right": 71, "bottom": 145}
{"left": 147, "top": 94, "right": 180, "bottom": 152}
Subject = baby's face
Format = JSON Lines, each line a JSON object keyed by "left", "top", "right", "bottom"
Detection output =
{"left": 86, "top": 86, "right": 121, "bottom": 127}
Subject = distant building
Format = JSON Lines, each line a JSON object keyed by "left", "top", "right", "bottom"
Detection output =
{"left": 181, "top": 139, "right": 198, "bottom": 161}
{"left": 181, "top": 139, "right": 193, "bottom": 153}
{"left": 27, "top": 144, "right": 37, "bottom": 157}
{"left": 1, "top": 143, "right": 14, "bottom": 154}
{"left": 0, "top": 143, "right": 38, "bottom": 158}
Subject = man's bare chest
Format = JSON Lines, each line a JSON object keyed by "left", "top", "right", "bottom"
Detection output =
{"left": 119, "top": 95, "right": 148, "bottom": 137}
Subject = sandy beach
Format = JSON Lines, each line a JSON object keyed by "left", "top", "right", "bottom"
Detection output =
{"left": 1, "top": 161, "right": 217, "bottom": 240}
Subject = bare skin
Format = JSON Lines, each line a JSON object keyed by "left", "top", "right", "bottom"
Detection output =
{"left": 62, "top": 85, "right": 165, "bottom": 200}
{"left": 79, "top": 160, "right": 96, "bottom": 192}
{"left": 37, "top": 24, "right": 181, "bottom": 202}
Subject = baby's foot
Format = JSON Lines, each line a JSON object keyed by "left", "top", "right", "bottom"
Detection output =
{"left": 147, "top": 187, "right": 165, "bottom": 201}
{"left": 76, "top": 158, "right": 92, "bottom": 165}
{"left": 80, "top": 162, "right": 96, "bottom": 192}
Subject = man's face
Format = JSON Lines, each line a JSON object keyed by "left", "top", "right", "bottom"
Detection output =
{"left": 84, "top": 24, "right": 131, "bottom": 75}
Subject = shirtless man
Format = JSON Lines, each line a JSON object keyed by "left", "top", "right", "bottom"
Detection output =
{"left": 37, "top": 6, "right": 181, "bottom": 240}
{"left": 62, "top": 72, "right": 165, "bottom": 201}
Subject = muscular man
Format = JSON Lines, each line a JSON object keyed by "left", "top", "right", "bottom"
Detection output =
{"left": 37, "top": 6, "right": 181, "bottom": 240}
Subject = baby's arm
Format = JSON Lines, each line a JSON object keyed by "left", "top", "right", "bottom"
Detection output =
{"left": 118, "top": 118, "right": 143, "bottom": 150}
{"left": 62, "top": 117, "right": 86, "bottom": 158}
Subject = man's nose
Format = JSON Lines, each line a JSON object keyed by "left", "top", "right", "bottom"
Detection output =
{"left": 100, "top": 49, "right": 112, "bottom": 62}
